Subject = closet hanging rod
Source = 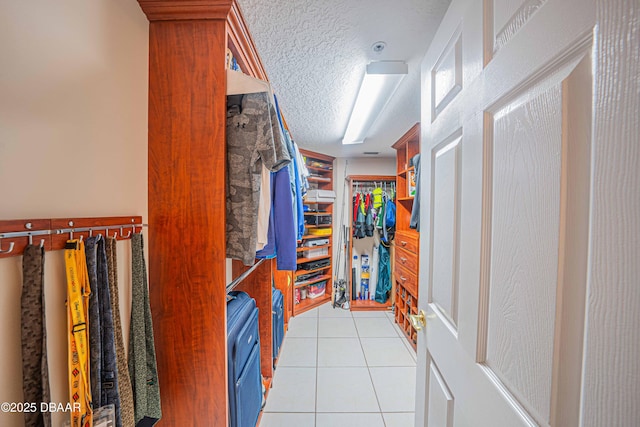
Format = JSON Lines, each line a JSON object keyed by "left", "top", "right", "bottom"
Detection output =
{"left": 0, "top": 229, "right": 52, "bottom": 239}
{"left": 0, "top": 223, "right": 148, "bottom": 240}
{"left": 226, "top": 258, "right": 266, "bottom": 294}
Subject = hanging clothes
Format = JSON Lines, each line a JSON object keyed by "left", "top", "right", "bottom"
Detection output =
{"left": 295, "top": 142, "right": 310, "bottom": 197}
{"left": 226, "top": 92, "right": 291, "bottom": 266}
{"left": 409, "top": 153, "right": 421, "bottom": 231}
{"left": 364, "top": 193, "right": 374, "bottom": 237}
{"left": 354, "top": 200, "right": 366, "bottom": 239}
{"left": 106, "top": 237, "right": 135, "bottom": 427}
{"left": 21, "top": 244, "right": 51, "bottom": 427}
{"left": 370, "top": 233, "right": 380, "bottom": 299}
{"left": 85, "top": 237, "right": 103, "bottom": 408}
{"left": 383, "top": 197, "right": 396, "bottom": 244}
{"left": 64, "top": 240, "right": 93, "bottom": 427}
{"left": 256, "top": 164, "right": 272, "bottom": 251}
{"left": 374, "top": 243, "right": 391, "bottom": 303}
{"left": 86, "top": 236, "right": 122, "bottom": 422}
{"left": 273, "top": 95, "right": 301, "bottom": 241}
{"left": 256, "top": 165, "right": 297, "bottom": 270}
{"left": 291, "top": 139, "right": 306, "bottom": 241}
{"left": 129, "top": 233, "right": 162, "bottom": 426}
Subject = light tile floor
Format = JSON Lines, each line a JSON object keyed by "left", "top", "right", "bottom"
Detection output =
{"left": 260, "top": 302, "right": 417, "bottom": 427}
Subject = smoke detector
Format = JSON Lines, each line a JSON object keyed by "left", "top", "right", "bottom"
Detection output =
{"left": 372, "top": 41, "right": 386, "bottom": 54}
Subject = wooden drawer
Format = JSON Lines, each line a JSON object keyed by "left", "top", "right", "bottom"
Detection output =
{"left": 394, "top": 261, "right": 418, "bottom": 297}
{"left": 395, "top": 245, "right": 418, "bottom": 273}
{"left": 396, "top": 231, "right": 419, "bottom": 254}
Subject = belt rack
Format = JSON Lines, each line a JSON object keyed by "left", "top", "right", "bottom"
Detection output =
{"left": 0, "top": 216, "right": 144, "bottom": 258}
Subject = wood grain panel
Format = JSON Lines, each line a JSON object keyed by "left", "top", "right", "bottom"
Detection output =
{"left": 396, "top": 231, "right": 419, "bottom": 254}
{"left": 428, "top": 360, "right": 455, "bottom": 427}
{"left": 485, "top": 83, "right": 562, "bottom": 424}
{"left": 491, "top": 0, "right": 547, "bottom": 54}
{"left": 431, "top": 27, "right": 462, "bottom": 119}
{"left": 233, "top": 259, "right": 273, "bottom": 380}
{"left": 581, "top": 2, "right": 640, "bottom": 425}
{"left": 0, "top": 219, "right": 51, "bottom": 258}
{"left": 430, "top": 136, "right": 461, "bottom": 328}
{"left": 147, "top": 18, "right": 229, "bottom": 426}
{"left": 137, "top": 0, "right": 233, "bottom": 21}
{"left": 394, "top": 261, "right": 418, "bottom": 298}
{"left": 395, "top": 246, "right": 418, "bottom": 273}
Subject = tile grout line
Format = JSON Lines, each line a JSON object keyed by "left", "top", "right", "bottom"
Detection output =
{"left": 355, "top": 312, "right": 387, "bottom": 426}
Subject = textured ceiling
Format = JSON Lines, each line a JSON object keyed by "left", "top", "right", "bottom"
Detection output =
{"left": 238, "top": 0, "right": 450, "bottom": 158}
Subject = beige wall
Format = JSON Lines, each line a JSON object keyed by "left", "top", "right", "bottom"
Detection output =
{"left": 0, "top": 1, "right": 148, "bottom": 426}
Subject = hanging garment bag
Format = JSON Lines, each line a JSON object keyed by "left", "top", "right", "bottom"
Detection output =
{"left": 272, "top": 288, "right": 284, "bottom": 363}
{"left": 227, "top": 291, "right": 262, "bottom": 427}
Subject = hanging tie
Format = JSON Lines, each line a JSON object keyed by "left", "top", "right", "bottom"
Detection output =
{"left": 64, "top": 239, "right": 93, "bottom": 427}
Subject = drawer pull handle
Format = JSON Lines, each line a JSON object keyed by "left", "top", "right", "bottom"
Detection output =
{"left": 401, "top": 276, "right": 407, "bottom": 282}
{"left": 400, "top": 257, "right": 407, "bottom": 263}
{"left": 401, "top": 241, "right": 407, "bottom": 246}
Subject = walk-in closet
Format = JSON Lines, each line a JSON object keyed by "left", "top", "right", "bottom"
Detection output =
{"left": 1, "top": 0, "right": 638, "bottom": 426}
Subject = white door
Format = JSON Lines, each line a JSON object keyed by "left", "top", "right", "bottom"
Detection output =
{"left": 414, "top": 0, "right": 640, "bottom": 426}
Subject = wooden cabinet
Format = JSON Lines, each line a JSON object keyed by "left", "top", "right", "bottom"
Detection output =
{"left": 137, "top": 1, "right": 278, "bottom": 424}
{"left": 391, "top": 123, "right": 421, "bottom": 349}
{"left": 293, "top": 149, "right": 335, "bottom": 315}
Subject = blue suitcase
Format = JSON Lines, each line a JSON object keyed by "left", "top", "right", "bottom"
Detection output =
{"left": 272, "top": 288, "right": 284, "bottom": 362}
{"left": 227, "top": 291, "right": 262, "bottom": 427}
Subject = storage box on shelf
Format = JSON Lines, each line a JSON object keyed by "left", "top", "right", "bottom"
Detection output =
{"left": 293, "top": 149, "right": 335, "bottom": 315}
{"left": 391, "top": 123, "right": 420, "bottom": 349}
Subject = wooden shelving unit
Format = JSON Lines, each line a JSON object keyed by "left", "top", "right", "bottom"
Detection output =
{"left": 292, "top": 149, "right": 335, "bottom": 315}
{"left": 391, "top": 123, "right": 421, "bottom": 349}
{"left": 137, "top": 1, "right": 280, "bottom": 423}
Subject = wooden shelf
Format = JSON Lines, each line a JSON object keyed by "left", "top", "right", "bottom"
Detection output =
{"left": 301, "top": 234, "right": 331, "bottom": 240}
{"left": 307, "top": 176, "right": 332, "bottom": 183}
{"left": 293, "top": 149, "right": 335, "bottom": 320}
{"left": 294, "top": 293, "right": 331, "bottom": 314}
{"left": 303, "top": 200, "right": 334, "bottom": 205}
{"left": 296, "top": 244, "right": 331, "bottom": 252}
{"left": 295, "top": 265, "right": 331, "bottom": 277}
{"left": 398, "top": 167, "right": 414, "bottom": 177}
{"left": 296, "top": 254, "right": 331, "bottom": 264}
{"left": 294, "top": 274, "right": 331, "bottom": 288}
{"left": 306, "top": 165, "right": 333, "bottom": 173}
{"left": 350, "top": 299, "right": 392, "bottom": 311}
{"left": 392, "top": 123, "right": 421, "bottom": 350}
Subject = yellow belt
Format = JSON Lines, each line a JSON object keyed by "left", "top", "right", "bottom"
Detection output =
{"left": 65, "top": 240, "right": 93, "bottom": 427}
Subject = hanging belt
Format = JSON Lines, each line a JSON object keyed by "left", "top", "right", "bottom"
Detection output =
{"left": 65, "top": 240, "right": 93, "bottom": 427}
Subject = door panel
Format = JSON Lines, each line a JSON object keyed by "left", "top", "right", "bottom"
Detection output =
{"left": 431, "top": 27, "right": 463, "bottom": 119}
{"left": 491, "top": 0, "right": 548, "bottom": 53}
{"left": 429, "top": 132, "right": 462, "bottom": 329}
{"left": 428, "top": 358, "right": 455, "bottom": 427}
{"left": 484, "top": 82, "right": 563, "bottom": 425}
{"left": 415, "top": 0, "right": 608, "bottom": 426}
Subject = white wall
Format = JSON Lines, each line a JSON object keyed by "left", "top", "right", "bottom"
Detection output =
{"left": 331, "top": 157, "right": 396, "bottom": 282}
{"left": 0, "top": 1, "right": 148, "bottom": 426}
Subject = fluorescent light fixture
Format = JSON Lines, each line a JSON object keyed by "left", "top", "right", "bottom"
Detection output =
{"left": 342, "top": 61, "right": 408, "bottom": 145}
